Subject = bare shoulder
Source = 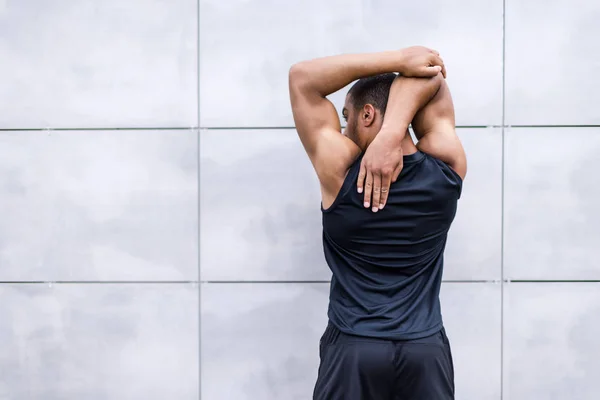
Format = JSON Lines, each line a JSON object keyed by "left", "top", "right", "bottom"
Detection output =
{"left": 288, "top": 63, "right": 361, "bottom": 205}
{"left": 314, "top": 128, "right": 362, "bottom": 209}
{"left": 412, "top": 78, "right": 455, "bottom": 137}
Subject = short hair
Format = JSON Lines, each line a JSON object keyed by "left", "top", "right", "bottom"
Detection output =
{"left": 347, "top": 73, "right": 397, "bottom": 115}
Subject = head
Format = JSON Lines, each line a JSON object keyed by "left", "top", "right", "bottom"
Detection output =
{"left": 342, "top": 73, "right": 397, "bottom": 149}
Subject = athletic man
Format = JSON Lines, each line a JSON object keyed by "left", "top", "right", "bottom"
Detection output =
{"left": 288, "top": 46, "right": 466, "bottom": 399}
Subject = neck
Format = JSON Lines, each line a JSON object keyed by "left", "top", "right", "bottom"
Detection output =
{"left": 362, "top": 131, "right": 418, "bottom": 155}
{"left": 400, "top": 134, "right": 418, "bottom": 155}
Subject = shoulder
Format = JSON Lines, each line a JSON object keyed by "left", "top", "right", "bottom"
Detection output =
{"left": 312, "top": 129, "right": 361, "bottom": 178}
{"left": 313, "top": 129, "right": 362, "bottom": 207}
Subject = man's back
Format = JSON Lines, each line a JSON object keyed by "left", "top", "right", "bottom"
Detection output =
{"left": 288, "top": 47, "right": 461, "bottom": 399}
{"left": 322, "top": 149, "right": 462, "bottom": 340}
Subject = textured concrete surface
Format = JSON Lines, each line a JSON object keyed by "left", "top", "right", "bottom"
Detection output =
{"left": 0, "top": 0, "right": 597, "bottom": 398}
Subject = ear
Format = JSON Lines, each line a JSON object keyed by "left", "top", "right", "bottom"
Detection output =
{"left": 361, "top": 104, "right": 376, "bottom": 127}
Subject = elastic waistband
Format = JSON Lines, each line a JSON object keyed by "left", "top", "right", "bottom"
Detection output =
{"left": 321, "top": 321, "right": 447, "bottom": 346}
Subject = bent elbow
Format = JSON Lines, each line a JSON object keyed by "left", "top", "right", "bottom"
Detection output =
{"left": 288, "top": 62, "right": 312, "bottom": 89}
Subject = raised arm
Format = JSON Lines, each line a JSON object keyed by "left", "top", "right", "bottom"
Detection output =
{"left": 357, "top": 73, "right": 444, "bottom": 209}
{"left": 288, "top": 47, "right": 445, "bottom": 190}
{"left": 412, "top": 78, "right": 467, "bottom": 180}
{"left": 379, "top": 74, "right": 444, "bottom": 138}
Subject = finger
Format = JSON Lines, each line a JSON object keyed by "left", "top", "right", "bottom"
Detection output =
{"left": 432, "top": 54, "right": 444, "bottom": 68}
{"left": 379, "top": 174, "right": 392, "bottom": 209}
{"left": 392, "top": 163, "right": 403, "bottom": 182}
{"left": 420, "top": 65, "right": 442, "bottom": 77}
{"left": 363, "top": 171, "right": 373, "bottom": 208}
{"left": 371, "top": 174, "right": 382, "bottom": 212}
{"left": 357, "top": 162, "right": 367, "bottom": 194}
{"left": 435, "top": 55, "right": 447, "bottom": 78}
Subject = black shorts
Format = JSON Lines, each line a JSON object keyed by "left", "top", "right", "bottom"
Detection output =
{"left": 313, "top": 323, "right": 455, "bottom": 400}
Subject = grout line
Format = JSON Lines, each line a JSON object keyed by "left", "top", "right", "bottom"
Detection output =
{"left": 504, "top": 124, "right": 600, "bottom": 128}
{"left": 199, "top": 280, "right": 500, "bottom": 284}
{"left": 0, "top": 279, "right": 593, "bottom": 285}
{"left": 508, "top": 280, "right": 600, "bottom": 283}
{"left": 1, "top": 125, "right": 597, "bottom": 133}
{"left": 501, "top": 0, "right": 507, "bottom": 397}
{"left": 197, "top": 0, "right": 202, "bottom": 398}
{"left": 0, "top": 127, "right": 198, "bottom": 132}
{"left": 202, "top": 280, "right": 332, "bottom": 284}
{"left": 0, "top": 281, "right": 198, "bottom": 284}
{"left": 200, "top": 125, "right": 499, "bottom": 130}
{"left": 199, "top": 125, "right": 600, "bottom": 131}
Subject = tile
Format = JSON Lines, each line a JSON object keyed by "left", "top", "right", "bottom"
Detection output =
{"left": 0, "top": 0, "right": 197, "bottom": 128}
{"left": 201, "top": 283, "right": 328, "bottom": 400}
{"left": 504, "top": 128, "right": 600, "bottom": 280}
{"left": 200, "top": 282, "right": 501, "bottom": 399}
{"left": 504, "top": 282, "right": 600, "bottom": 399}
{"left": 0, "top": 283, "right": 198, "bottom": 399}
{"left": 0, "top": 130, "right": 198, "bottom": 281}
{"left": 444, "top": 128, "right": 502, "bottom": 280}
{"left": 200, "top": 129, "right": 326, "bottom": 281}
{"left": 505, "top": 0, "right": 600, "bottom": 124}
{"left": 441, "top": 283, "right": 502, "bottom": 400}
{"left": 200, "top": 0, "right": 502, "bottom": 127}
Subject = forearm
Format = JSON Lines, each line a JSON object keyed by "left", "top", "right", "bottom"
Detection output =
{"left": 379, "top": 74, "right": 443, "bottom": 140}
{"left": 289, "top": 51, "right": 404, "bottom": 97}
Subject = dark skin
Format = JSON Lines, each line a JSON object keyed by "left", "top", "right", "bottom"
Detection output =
{"left": 348, "top": 71, "right": 467, "bottom": 211}
{"left": 289, "top": 47, "right": 466, "bottom": 214}
{"left": 289, "top": 46, "right": 457, "bottom": 212}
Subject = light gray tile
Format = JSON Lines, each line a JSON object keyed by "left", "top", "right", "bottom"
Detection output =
{"left": 505, "top": 0, "right": 600, "bottom": 125}
{"left": 200, "top": 282, "right": 501, "bottom": 400}
{"left": 504, "top": 282, "right": 600, "bottom": 400}
{"left": 443, "top": 128, "right": 502, "bottom": 280}
{"left": 441, "top": 283, "right": 502, "bottom": 400}
{"left": 200, "top": 283, "right": 328, "bottom": 400}
{"left": 504, "top": 128, "right": 600, "bottom": 280}
{"left": 0, "top": 283, "right": 198, "bottom": 400}
{"left": 200, "top": 129, "right": 326, "bottom": 281}
{"left": 0, "top": 130, "right": 198, "bottom": 281}
{"left": 0, "top": 0, "right": 197, "bottom": 129}
{"left": 200, "top": 0, "right": 502, "bottom": 128}
{"left": 200, "top": 129, "right": 500, "bottom": 281}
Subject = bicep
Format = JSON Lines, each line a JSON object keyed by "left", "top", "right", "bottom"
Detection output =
{"left": 412, "top": 80, "right": 467, "bottom": 179}
{"left": 416, "top": 130, "right": 467, "bottom": 179}
{"left": 289, "top": 67, "right": 342, "bottom": 157}
{"left": 288, "top": 67, "right": 359, "bottom": 186}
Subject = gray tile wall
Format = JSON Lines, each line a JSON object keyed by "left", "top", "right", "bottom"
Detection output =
{"left": 0, "top": 0, "right": 200, "bottom": 398}
{"left": 0, "top": 0, "right": 598, "bottom": 399}
{"left": 0, "top": 0, "right": 197, "bottom": 129}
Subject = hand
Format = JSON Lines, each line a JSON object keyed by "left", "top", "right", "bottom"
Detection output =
{"left": 398, "top": 46, "right": 447, "bottom": 78}
{"left": 356, "top": 132, "right": 404, "bottom": 212}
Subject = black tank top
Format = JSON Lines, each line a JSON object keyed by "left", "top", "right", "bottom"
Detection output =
{"left": 322, "top": 151, "right": 462, "bottom": 340}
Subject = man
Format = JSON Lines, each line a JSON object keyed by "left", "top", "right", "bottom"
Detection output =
{"left": 288, "top": 46, "right": 466, "bottom": 400}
